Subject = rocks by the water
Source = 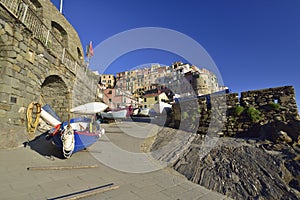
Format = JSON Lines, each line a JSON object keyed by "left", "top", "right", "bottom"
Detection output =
{"left": 237, "top": 120, "right": 300, "bottom": 145}
{"left": 173, "top": 138, "right": 300, "bottom": 200}
{"left": 156, "top": 86, "right": 300, "bottom": 199}
{"left": 275, "top": 131, "right": 293, "bottom": 143}
{"left": 149, "top": 127, "right": 300, "bottom": 200}
{"left": 148, "top": 126, "right": 197, "bottom": 166}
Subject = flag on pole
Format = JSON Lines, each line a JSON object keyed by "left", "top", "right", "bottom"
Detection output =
{"left": 86, "top": 41, "right": 94, "bottom": 58}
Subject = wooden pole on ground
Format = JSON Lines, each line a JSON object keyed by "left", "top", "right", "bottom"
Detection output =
{"left": 47, "top": 183, "right": 119, "bottom": 200}
{"left": 27, "top": 165, "right": 98, "bottom": 170}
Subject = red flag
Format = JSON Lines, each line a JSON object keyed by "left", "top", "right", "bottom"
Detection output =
{"left": 89, "top": 41, "right": 94, "bottom": 57}
{"left": 86, "top": 41, "right": 94, "bottom": 58}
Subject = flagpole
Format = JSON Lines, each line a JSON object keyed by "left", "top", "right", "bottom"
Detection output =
{"left": 59, "top": 0, "right": 63, "bottom": 13}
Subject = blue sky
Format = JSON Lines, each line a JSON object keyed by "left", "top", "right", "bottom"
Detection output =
{"left": 51, "top": 0, "right": 300, "bottom": 107}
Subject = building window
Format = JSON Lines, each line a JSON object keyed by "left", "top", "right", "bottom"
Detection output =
{"left": 51, "top": 21, "right": 68, "bottom": 48}
{"left": 109, "top": 99, "right": 112, "bottom": 102}
{"left": 108, "top": 90, "right": 112, "bottom": 94}
{"left": 10, "top": 96, "right": 17, "bottom": 104}
{"left": 144, "top": 105, "right": 147, "bottom": 108}
{"left": 77, "top": 47, "right": 83, "bottom": 60}
{"left": 28, "top": 0, "right": 43, "bottom": 17}
{"left": 155, "top": 96, "right": 158, "bottom": 101}
{"left": 144, "top": 98, "right": 147, "bottom": 102}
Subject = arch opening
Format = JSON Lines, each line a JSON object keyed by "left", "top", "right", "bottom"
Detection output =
{"left": 77, "top": 47, "right": 83, "bottom": 60}
{"left": 51, "top": 21, "right": 68, "bottom": 48}
{"left": 41, "top": 75, "right": 70, "bottom": 121}
{"left": 27, "top": 0, "right": 43, "bottom": 17}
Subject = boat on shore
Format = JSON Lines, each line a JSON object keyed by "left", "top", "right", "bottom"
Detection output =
{"left": 101, "top": 109, "right": 127, "bottom": 120}
{"left": 49, "top": 117, "right": 104, "bottom": 158}
{"left": 70, "top": 102, "right": 108, "bottom": 114}
{"left": 138, "top": 108, "right": 150, "bottom": 116}
{"left": 44, "top": 102, "right": 107, "bottom": 158}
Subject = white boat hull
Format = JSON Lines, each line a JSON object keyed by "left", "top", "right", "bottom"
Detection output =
{"left": 70, "top": 102, "right": 108, "bottom": 115}
{"left": 101, "top": 110, "right": 127, "bottom": 119}
{"left": 139, "top": 108, "right": 150, "bottom": 116}
{"left": 40, "top": 108, "right": 61, "bottom": 127}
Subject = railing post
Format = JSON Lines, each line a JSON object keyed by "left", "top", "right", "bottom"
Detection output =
{"left": 61, "top": 48, "right": 65, "bottom": 63}
{"left": 21, "top": 3, "right": 28, "bottom": 23}
{"left": 45, "top": 30, "right": 50, "bottom": 46}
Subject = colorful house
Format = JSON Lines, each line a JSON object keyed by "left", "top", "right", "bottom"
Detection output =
{"left": 142, "top": 91, "right": 169, "bottom": 109}
{"left": 102, "top": 88, "right": 139, "bottom": 109}
{"left": 100, "top": 74, "right": 115, "bottom": 88}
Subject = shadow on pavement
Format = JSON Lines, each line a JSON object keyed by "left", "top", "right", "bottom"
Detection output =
{"left": 24, "top": 132, "right": 65, "bottom": 159}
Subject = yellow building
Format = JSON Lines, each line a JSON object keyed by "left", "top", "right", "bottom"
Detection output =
{"left": 142, "top": 92, "right": 169, "bottom": 109}
{"left": 100, "top": 74, "right": 115, "bottom": 88}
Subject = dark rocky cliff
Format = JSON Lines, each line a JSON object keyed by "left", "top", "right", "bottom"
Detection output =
{"left": 173, "top": 137, "right": 300, "bottom": 200}
{"left": 150, "top": 86, "right": 300, "bottom": 199}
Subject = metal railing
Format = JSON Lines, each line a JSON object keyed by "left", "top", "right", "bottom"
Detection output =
{"left": 0, "top": 0, "right": 78, "bottom": 73}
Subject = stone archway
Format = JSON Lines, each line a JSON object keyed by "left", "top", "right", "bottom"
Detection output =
{"left": 41, "top": 75, "right": 70, "bottom": 121}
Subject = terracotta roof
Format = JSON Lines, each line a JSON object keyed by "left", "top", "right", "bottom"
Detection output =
{"left": 143, "top": 92, "right": 162, "bottom": 98}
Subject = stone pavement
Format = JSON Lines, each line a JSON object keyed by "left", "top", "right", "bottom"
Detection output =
{"left": 0, "top": 121, "right": 232, "bottom": 200}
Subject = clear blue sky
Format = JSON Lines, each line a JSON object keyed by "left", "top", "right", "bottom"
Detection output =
{"left": 51, "top": 0, "right": 300, "bottom": 108}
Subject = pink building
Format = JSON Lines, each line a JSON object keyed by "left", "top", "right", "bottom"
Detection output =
{"left": 102, "top": 88, "right": 138, "bottom": 109}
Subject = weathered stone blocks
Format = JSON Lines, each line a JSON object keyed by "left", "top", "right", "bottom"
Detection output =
{"left": 0, "top": 3, "right": 98, "bottom": 148}
{"left": 170, "top": 86, "right": 299, "bottom": 141}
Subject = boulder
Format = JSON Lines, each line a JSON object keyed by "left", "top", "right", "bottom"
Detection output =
{"left": 274, "top": 131, "right": 293, "bottom": 143}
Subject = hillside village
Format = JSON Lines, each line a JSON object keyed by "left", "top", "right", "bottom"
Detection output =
{"left": 97, "top": 61, "right": 228, "bottom": 110}
{"left": 1, "top": 0, "right": 300, "bottom": 199}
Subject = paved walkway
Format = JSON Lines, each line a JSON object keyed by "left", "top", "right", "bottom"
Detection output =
{"left": 0, "top": 121, "right": 231, "bottom": 200}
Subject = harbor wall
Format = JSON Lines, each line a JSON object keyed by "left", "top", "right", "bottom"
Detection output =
{"left": 171, "top": 86, "right": 300, "bottom": 142}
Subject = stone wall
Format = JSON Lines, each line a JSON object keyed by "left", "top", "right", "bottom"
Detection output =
{"left": 171, "top": 86, "right": 300, "bottom": 139}
{"left": 0, "top": 0, "right": 99, "bottom": 148}
{"left": 37, "top": 0, "right": 84, "bottom": 61}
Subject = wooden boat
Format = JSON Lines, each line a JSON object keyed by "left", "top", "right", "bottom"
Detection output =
{"left": 132, "top": 108, "right": 139, "bottom": 116}
{"left": 70, "top": 102, "right": 108, "bottom": 114}
{"left": 40, "top": 108, "right": 61, "bottom": 127}
{"left": 48, "top": 117, "right": 103, "bottom": 158}
{"left": 138, "top": 108, "right": 150, "bottom": 116}
{"left": 101, "top": 109, "right": 127, "bottom": 119}
{"left": 45, "top": 102, "right": 107, "bottom": 158}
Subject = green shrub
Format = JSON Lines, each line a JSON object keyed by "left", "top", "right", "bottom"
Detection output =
{"left": 191, "top": 116, "right": 196, "bottom": 122}
{"left": 235, "top": 106, "right": 245, "bottom": 116}
{"left": 247, "top": 107, "right": 262, "bottom": 123}
{"left": 182, "top": 111, "right": 189, "bottom": 120}
{"left": 268, "top": 102, "right": 281, "bottom": 111}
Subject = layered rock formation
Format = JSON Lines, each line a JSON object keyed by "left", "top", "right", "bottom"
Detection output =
{"left": 173, "top": 137, "right": 300, "bottom": 200}
{"left": 150, "top": 125, "right": 300, "bottom": 199}
{"left": 150, "top": 86, "right": 300, "bottom": 199}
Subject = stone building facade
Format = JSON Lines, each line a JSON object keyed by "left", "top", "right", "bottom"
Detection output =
{"left": 0, "top": 0, "right": 99, "bottom": 148}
